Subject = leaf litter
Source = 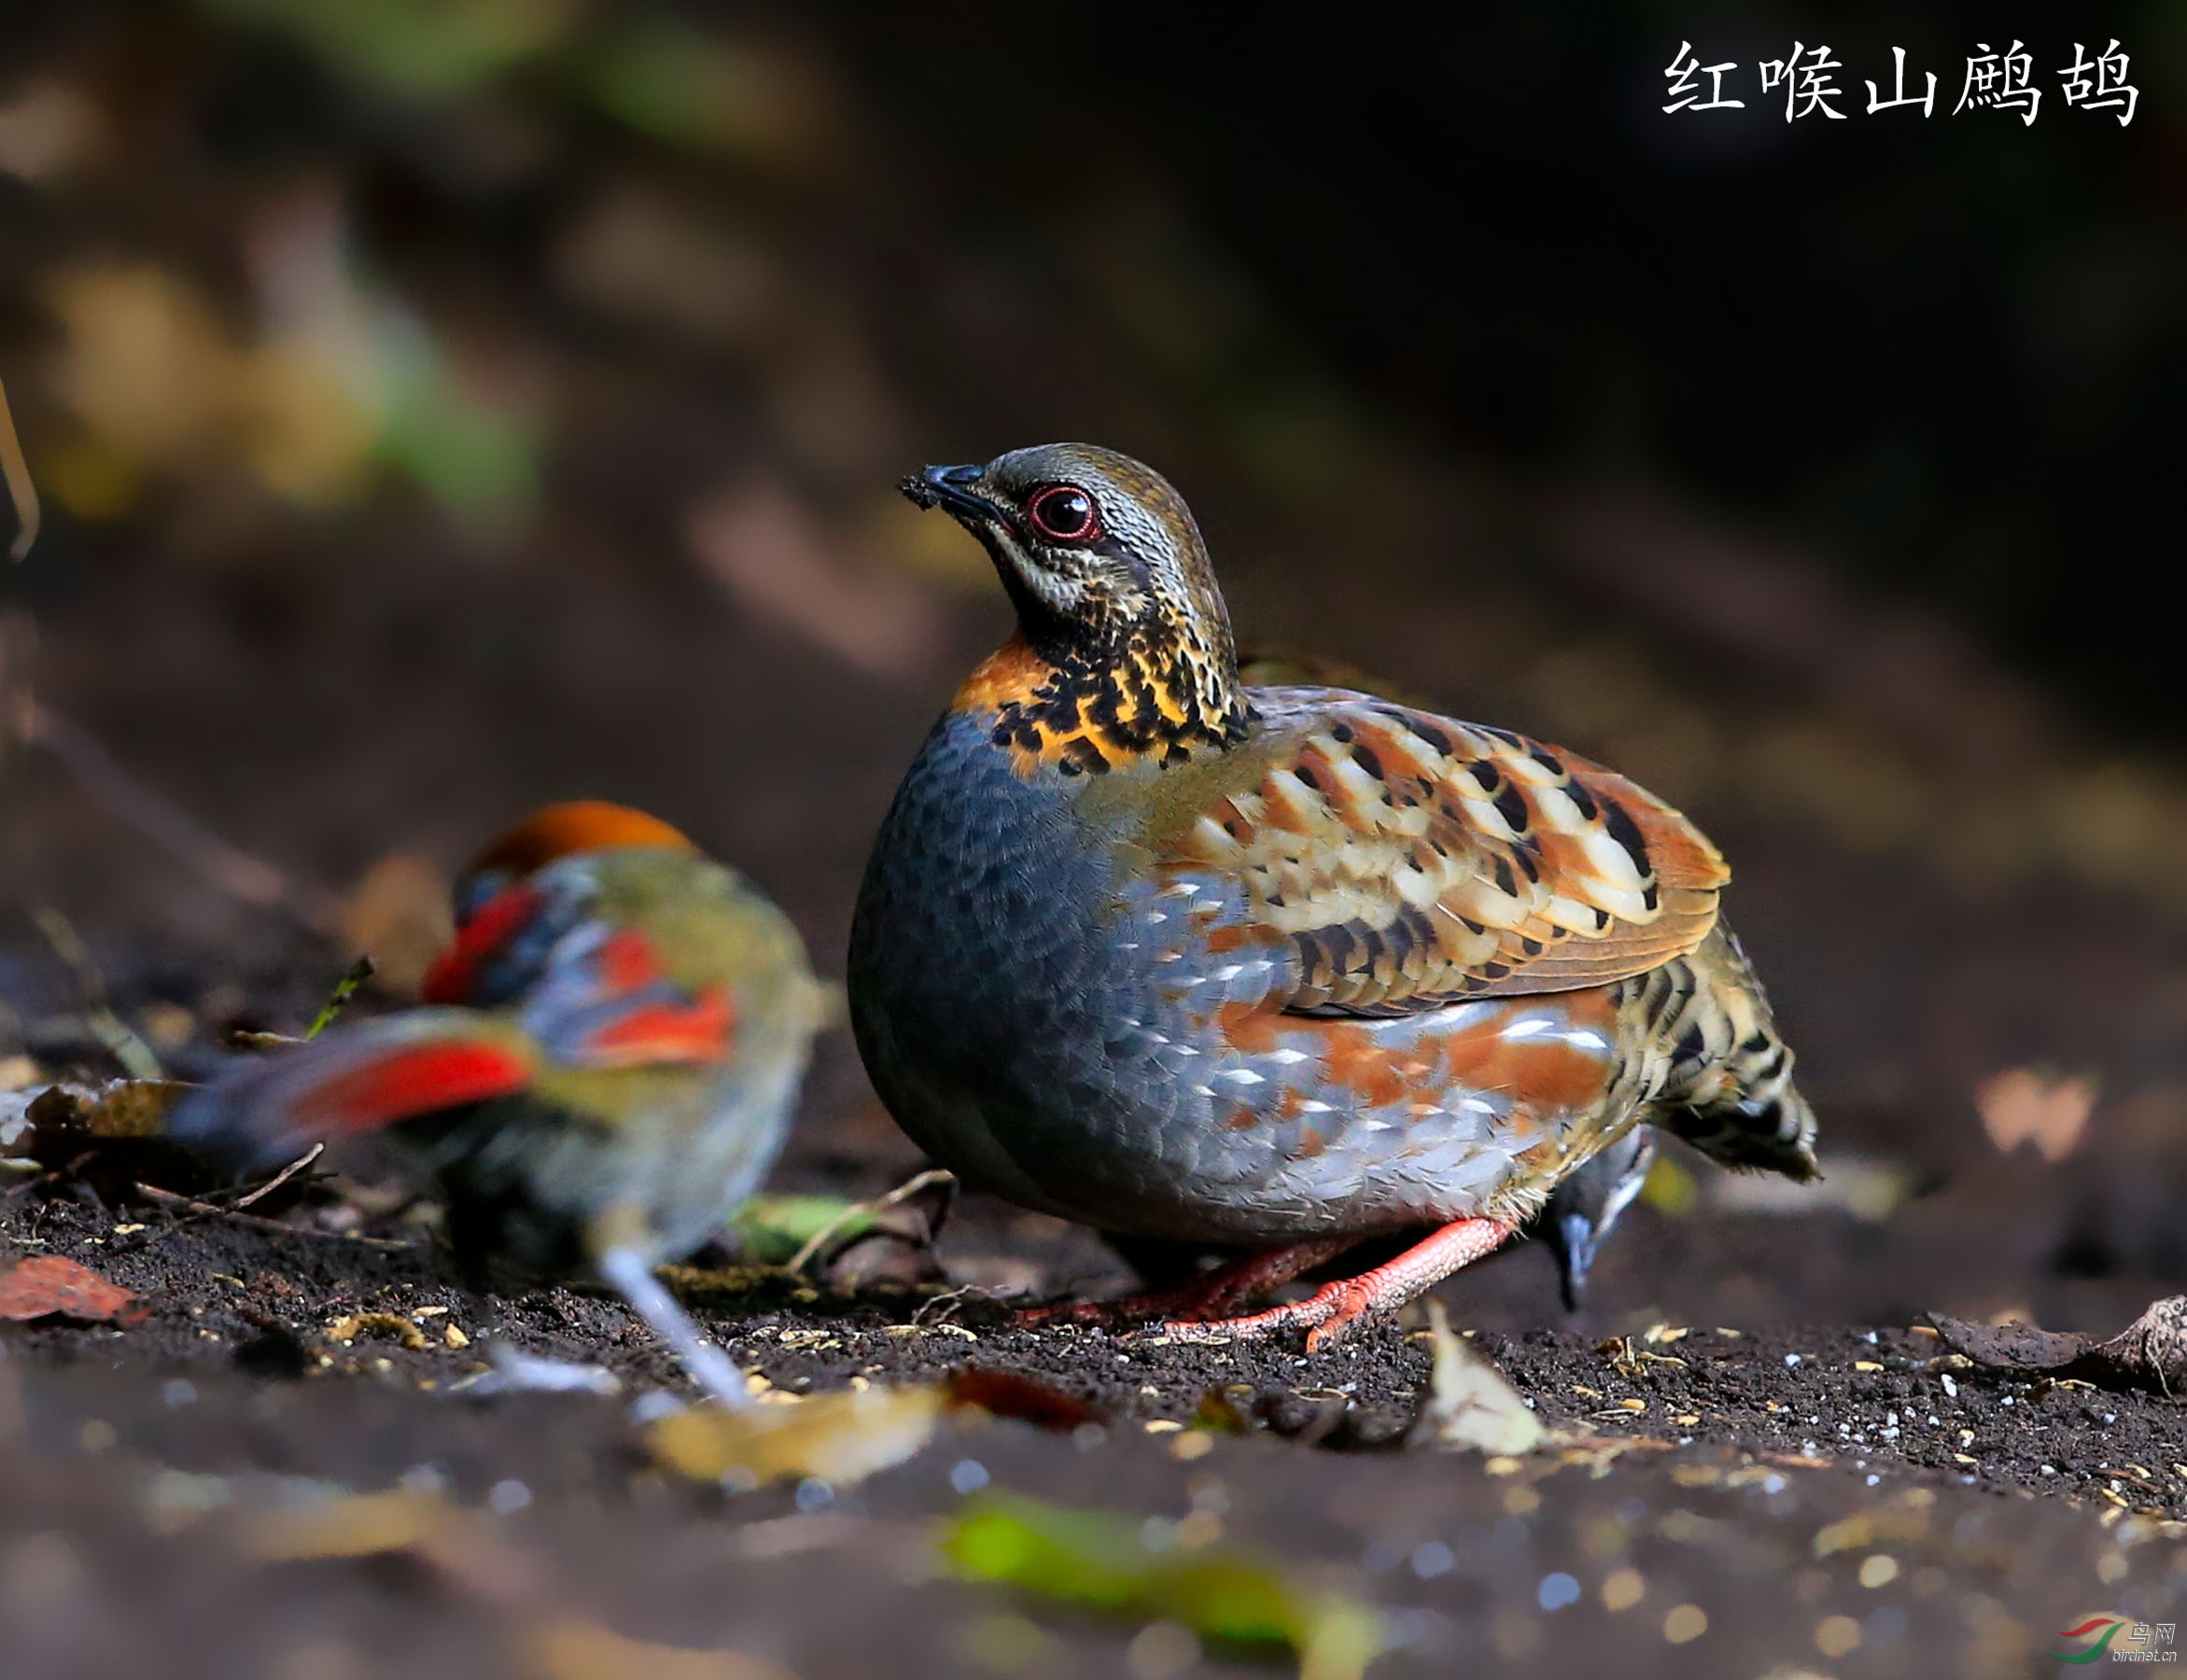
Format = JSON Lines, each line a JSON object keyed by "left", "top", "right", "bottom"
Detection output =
{"left": 1406, "top": 1299, "right": 1546, "bottom": 1456}
{"left": 944, "top": 1492, "right": 1382, "bottom": 1680}
{"left": 1927, "top": 1295, "right": 2187, "bottom": 1394}
{"left": 0, "top": 1253, "right": 140, "bottom": 1322}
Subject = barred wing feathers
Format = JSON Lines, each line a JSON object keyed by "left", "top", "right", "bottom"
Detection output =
{"left": 1161, "top": 688, "right": 1728, "bottom": 1016}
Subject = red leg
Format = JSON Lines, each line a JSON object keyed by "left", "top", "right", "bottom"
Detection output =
{"left": 1015, "top": 1236, "right": 1362, "bottom": 1331}
{"left": 1163, "top": 1218, "right": 1517, "bottom": 1351}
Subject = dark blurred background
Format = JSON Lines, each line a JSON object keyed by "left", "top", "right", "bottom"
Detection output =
{"left": 3, "top": 1, "right": 2183, "bottom": 1328}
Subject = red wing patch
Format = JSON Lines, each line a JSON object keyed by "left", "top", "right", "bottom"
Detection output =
{"left": 289, "top": 1041, "right": 534, "bottom": 1136}
{"left": 592, "top": 927, "right": 665, "bottom": 995}
{"left": 422, "top": 884, "right": 544, "bottom": 1005}
{"left": 579, "top": 987, "right": 737, "bottom": 1068}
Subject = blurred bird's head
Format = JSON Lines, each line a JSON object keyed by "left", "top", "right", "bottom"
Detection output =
{"left": 454, "top": 802, "right": 694, "bottom": 925}
{"left": 903, "top": 444, "right": 1248, "bottom": 767}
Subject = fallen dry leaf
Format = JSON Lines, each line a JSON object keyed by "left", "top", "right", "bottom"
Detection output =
{"left": 26, "top": 1078, "right": 189, "bottom": 1139}
{"left": 1975, "top": 1067, "right": 2096, "bottom": 1162}
{"left": 1926, "top": 1295, "right": 2187, "bottom": 1393}
{"left": 23, "top": 1079, "right": 212, "bottom": 1201}
{"left": 1812, "top": 1491, "right": 1935, "bottom": 1557}
{"left": 245, "top": 1488, "right": 540, "bottom": 1603}
{"left": 1408, "top": 1299, "right": 1547, "bottom": 1455}
{"left": 649, "top": 1383, "right": 945, "bottom": 1489}
{"left": 524, "top": 1616, "right": 797, "bottom": 1680}
{"left": 245, "top": 1491, "right": 785, "bottom": 1675}
{"left": 245, "top": 1490, "right": 456, "bottom": 1563}
{"left": 946, "top": 1368, "right": 1102, "bottom": 1433}
{"left": 0, "top": 1253, "right": 141, "bottom": 1323}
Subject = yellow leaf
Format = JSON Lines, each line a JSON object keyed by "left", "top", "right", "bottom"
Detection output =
{"left": 1409, "top": 1300, "right": 1546, "bottom": 1455}
{"left": 648, "top": 1384, "right": 944, "bottom": 1489}
{"left": 524, "top": 1616, "right": 796, "bottom": 1680}
{"left": 245, "top": 1490, "right": 455, "bottom": 1562}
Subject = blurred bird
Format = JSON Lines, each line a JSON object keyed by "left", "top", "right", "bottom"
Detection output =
{"left": 1237, "top": 645, "right": 1660, "bottom": 1312}
{"left": 852, "top": 444, "right": 1817, "bottom": 1350}
{"left": 172, "top": 802, "right": 828, "bottom": 1406}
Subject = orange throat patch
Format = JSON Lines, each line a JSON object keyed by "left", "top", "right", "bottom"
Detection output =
{"left": 951, "top": 631, "right": 1249, "bottom": 777}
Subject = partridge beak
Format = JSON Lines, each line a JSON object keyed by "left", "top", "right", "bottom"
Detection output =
{"left": 900, "top": 462, "right": 996, "bottom": 523}
{"left": 1553, "top": 1210, "right": 1599, "bottom": 1312}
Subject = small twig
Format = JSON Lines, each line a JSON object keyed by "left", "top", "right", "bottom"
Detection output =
{"left": 230, "top": 958, "right": 377, "bottom": 1054}
{"left": 912, "top": 1281, "right": 1010, "bottom": 1328}
{"left": 785, "top": 1168, "right": 954, "bottom": 1276}
{"left": 0, "top": 372, "right": 36, "bottom": 563}
{"left": 231, "top": 1143, "right": 325, "bottom": 1210}
{"left": 18, "top": 700, "right": 342, "bottom": 931}
{"left": 228, "top": 1029, "right": 306, "bottom": 1053}
{"left": 28, "top": 903, "right": 164, "bottom": 1081}
{"left": 131, "top": 1181, "right": 413, "bottom": 1249}
{"left": 305, "top": 956, "right": 375, "bottom": 1039}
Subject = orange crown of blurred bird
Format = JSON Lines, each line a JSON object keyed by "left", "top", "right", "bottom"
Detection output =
{"left": 849, "top": 445, "right": 1817, "bottom": 1350}
{"left": 173, "top": 801, "right": 829, "bottom": 1405}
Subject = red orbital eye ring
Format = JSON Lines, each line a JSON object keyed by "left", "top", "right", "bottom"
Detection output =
{"left": 1027, "top": 484, "right": 1099, "bottom": 542}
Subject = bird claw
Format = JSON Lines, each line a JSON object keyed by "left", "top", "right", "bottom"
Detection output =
{"left": 1013, "top": 1298, "right": 1130, "bottom": 1331}
{"left": 1162, "top": 1218, "right": 1519, "bottom": 1351}
{"left": 1158, "top": 1279, "right": 1375, "bottom": 1351}
{"left": 1012, "top": 1277, "right": 1259, "bottom": 1334}
{"left": 1013, "top": 1236, "right": 1360, "bottom": 1337}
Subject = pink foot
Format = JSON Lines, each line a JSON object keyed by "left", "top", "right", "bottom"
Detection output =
{"left": 1015, "top": 1236, "right": 1361, "bottom": 1332}
{"left": 1162, "top": 1218, "right": 1518, "bottom": 1351}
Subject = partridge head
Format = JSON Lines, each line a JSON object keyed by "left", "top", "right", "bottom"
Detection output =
{"left": 901, "top": 448, "right": 1250, "bottom": 773}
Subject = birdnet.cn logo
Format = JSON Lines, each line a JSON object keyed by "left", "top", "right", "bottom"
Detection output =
{"left": 2049, "top": 1617, "right": 2178, "bottom": 1664}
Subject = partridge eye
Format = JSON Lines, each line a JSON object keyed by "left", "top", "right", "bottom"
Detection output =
{"left": 1027, "top": 485, "right": 1098, "bottom": 543}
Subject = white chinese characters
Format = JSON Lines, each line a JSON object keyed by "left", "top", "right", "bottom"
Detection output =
{"left": 1662, "top": 42, "right": 2139, "bottom": 127}
{"left": 1759, "top": 44, "right": 1846, "bottom": 122}
{"left": 1865, "top": 48, "right": 1936, "bottom": 118}
{"left": 1955, "top": 40, "right": 2040, "bottom": 127}
{"left": 2060, "top": 40, "right": 2138, "bottom": 127}
{"left": 1661, "top": 42, "right": 1743, "bottom": 114}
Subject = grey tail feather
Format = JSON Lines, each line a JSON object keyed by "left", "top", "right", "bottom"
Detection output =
{"left": 1667, "top": 1079, "right": 1820, "bottom": 1181}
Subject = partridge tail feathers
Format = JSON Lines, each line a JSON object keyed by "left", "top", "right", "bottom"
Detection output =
{"left": 1645, "top": 924, "right": 1820, "bottom": 1182}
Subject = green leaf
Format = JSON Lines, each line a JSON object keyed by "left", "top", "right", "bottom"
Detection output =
{"left": 944, "top": 1494, "right": 1383, "bottom": 1679}
{"left": 727, "top": 1194, "right": 874, "bottom": 1265}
